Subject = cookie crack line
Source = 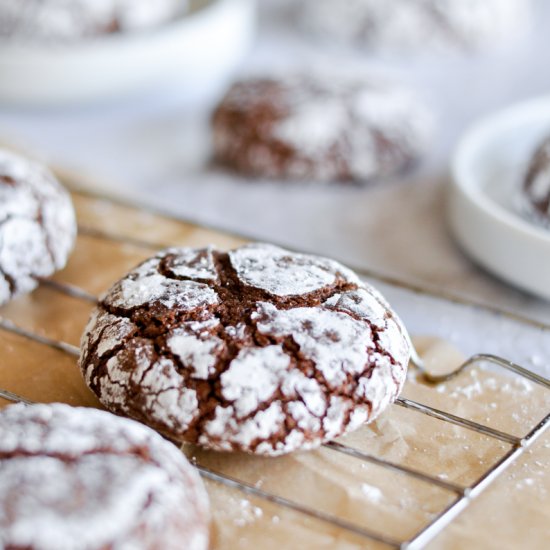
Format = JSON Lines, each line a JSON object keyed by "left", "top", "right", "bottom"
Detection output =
{"left": 161, "top": 248, "right": 360, "bottom": 311}
{"left": 25, "top": 181, "right": 58, "bottom": 267}
{"left": 0, "top": 446, "right": 160, "bottom": 466}
{"left": 0, "top": 211, "right": 51, "bottom": 295}
{"left": 0, "top": 264, "right": 17, "bottom": 295}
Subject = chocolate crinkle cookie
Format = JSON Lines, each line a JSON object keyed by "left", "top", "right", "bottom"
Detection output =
{"left": 212, "top": 73, "right": 433, "bottom": 183}
{"left": 523, "top": 135, "right": 550, "bottom": 224}
{"left": 0, "top": 148, "right": 76, "bottom": 306}
{"left": 79, "top": 243, "right": 411, "bottom": 456}
{"left": 0, "top": 0, "right": 185, "bottom": 40}
{"left": 0, "top": 403, "right": 209, "bottom": 550}
{"left": 293, "top": 0, "right": 531, "bottom": 52}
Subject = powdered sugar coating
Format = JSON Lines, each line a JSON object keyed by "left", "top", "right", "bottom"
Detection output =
{"left": 168, "top": 319, "right": 224, "bottom": 379}
{"left": 295, "top": 0, "right": 531, "bottom": 53}
{"left": 229, "top": 243, "right": 358, "bottom": 296}
{"left": 103, "top": 256, "right": 219, "bottom": 310}
{"left": 0, "top": 148, "right": 76, "bottom": 305}
{"left": 79, "top": 243, "right": 410, "bottom": 456}
{"left": 0, "top": 403, "right": 209, "bottom": 550}
{"left": 253, "top": 302, "right": 375, "bottom": 385}
{"left": 0, "top": 0, "right": 186, "bottom": 41}
{"left": 163, "top": 246, "right": 219, "bottom": 282}
{"left": 221, "top": 345, "right": 291, "bottom": 417}
{"left": 212, "top": 72, "right": 433, "bottom": 183}
{"left": 100, "top": 341, "right": 201, "bottom": 433}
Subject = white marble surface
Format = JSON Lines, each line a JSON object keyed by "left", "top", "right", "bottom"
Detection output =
{"left": 1, "top": 1, "right": 550, "bottom": 340}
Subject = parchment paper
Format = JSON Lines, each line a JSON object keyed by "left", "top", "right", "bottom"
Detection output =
{"left": 0, "top": 192, "right": 548, "bottom": 549}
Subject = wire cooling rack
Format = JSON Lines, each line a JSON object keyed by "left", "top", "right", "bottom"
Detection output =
{"left": 0, "top": 188, "right": 549, "bottom": 550}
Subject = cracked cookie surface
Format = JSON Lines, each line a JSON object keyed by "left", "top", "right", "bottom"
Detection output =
{"left": 79, "top": 243, "right": 411, "bottom": 456}
{"left": 0, "top": 148, "right": 76, "bottom": 305}
{"left": 212, "top": 73, "right": 432, "bottom": 183}
{"left": 0, "top": 403, "right": 209, "bottom": 550}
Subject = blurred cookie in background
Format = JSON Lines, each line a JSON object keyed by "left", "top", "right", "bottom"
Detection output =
{"left": 0, "top": 403, "right": 210, "bottom": 550}
{"left": 523, "top": 135, "right": 550, "bottom": 225}
{"left": 0, "top": 148, "right": 76, "bottom": 305}
{"left": 293, "top": 0, "right": 531, "bottom": 53}
{"left": 0, "top": 0, "right": 187, "bottom": 40}
{"left": 212, "top": 71, "right": 433, "bottom": 183}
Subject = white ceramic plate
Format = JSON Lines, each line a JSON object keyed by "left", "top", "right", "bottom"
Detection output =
{"left": 0, "top": 0, "right": 255, "bottom": 104}
{"left": 449, "top": 96, "right": 550, "bottom": 300}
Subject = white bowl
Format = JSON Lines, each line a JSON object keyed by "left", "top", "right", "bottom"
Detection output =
{"left": 449, "top": 96, "right": 550, "bottom": 300}
{"left": 0, "top": 0, "right": 255, "bottom": 104}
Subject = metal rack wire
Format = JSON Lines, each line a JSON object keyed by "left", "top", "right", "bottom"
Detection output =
{"left": 0, "top": 217, "right": 549, "bottom": 550}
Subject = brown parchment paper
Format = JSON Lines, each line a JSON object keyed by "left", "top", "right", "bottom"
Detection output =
{"left": 0, "top": 191, "right": 548, "bottom": 549}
